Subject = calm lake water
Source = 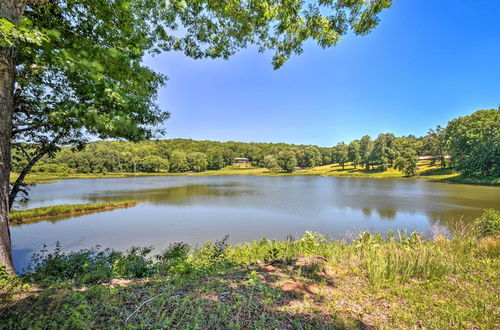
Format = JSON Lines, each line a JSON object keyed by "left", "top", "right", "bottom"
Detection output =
{"left": 11, "top": 176, "right": 500, "bottom": 271}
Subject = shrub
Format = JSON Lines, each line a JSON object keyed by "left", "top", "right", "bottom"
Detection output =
{"left": 0, "top": 265, "right": 29, "bottom": 303}
{"left": 24, "top": 243, "right": 122, "bottom": 285}
{"left": 111, "top": 246, "right": 155, "bottom": 278}
{"left": 474, "top": 209, "right": 500, "bottom": 238}
{"left": 155, "top": 242, "right": 191, "bottom": 275}
{"left": 190, "top": 235, "right": 232, "bottom": 273}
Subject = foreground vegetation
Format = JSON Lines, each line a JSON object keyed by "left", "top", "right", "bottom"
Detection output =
{"left": 1, "top": 210, "right": 499, "bottom": 329}
{"left": 9, "top": 201, "right": 137, "bottom": 222}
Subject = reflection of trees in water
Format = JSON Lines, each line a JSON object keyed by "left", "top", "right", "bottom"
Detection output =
{"left": 359, "top": 205, "right": 484, "bottom": 230}
{"left": 376, "top": 208, "right": 397, "bottom": 220}
{"left": 426, "top": 209, "right": 478, "bottom": 229}
{"left": 28, "top": 178, "right": 498, "bottom": 231}
{"left": 330, "top": 177, "right": 499, "bottom": 229}
{"left": 362, "top": 208, "right": 372, "bottom": 217}
{"left": 86, "top": 183, "right": 255, "bottom": 206}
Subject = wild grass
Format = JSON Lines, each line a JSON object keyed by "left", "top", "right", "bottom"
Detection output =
{"left": 9, "top": 201, "right": 137, "bottom": 222}
{"left": 1, "top": 210, "right": 499, "bottom": 329}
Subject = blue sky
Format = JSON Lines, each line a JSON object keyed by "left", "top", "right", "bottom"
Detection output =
{"left": 143, "top": 0, "right": 500, "bottom": 147}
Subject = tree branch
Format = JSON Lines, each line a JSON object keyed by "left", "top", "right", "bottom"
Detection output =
{"left": 8, "top": 133, "right": 62, "bottom": 210}
{"left": 26, "top": 0, "right": 50, "bottom": 4}
{"left": 12, "top": 122, "right": 51, "bottom": 136}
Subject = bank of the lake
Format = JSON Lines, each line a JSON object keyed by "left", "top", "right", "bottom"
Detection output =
{"left": 1, "top": 209, "right": 499, "bottom": 329}
{"left": 12, "top": 161, "right": 500, "bottom": 186}
{"left": 10, "top": 174, "right": 500, "bottom": 273}
{"left": 10, "top": 201, "right": 137, "bottom": 223}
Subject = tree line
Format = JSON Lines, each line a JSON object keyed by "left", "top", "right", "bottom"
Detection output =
{"left": 14, "top": 109, "right": 498, "bottom": 178}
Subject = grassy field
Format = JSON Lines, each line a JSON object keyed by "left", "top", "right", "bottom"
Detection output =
{"left": 1, "top": 210, "right": 499, "bottom": 329}
{"left": 10, "top": 201, "right": 138, "bottom": 222}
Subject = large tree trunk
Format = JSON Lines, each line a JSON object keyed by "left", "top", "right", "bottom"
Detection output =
{"left": 0, "top": 48, "right": 16, "bottom": 275}
{"left": 0, "top": 0, "right": 26, "bottom": 275}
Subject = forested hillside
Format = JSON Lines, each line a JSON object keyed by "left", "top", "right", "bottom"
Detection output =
{"left": 12, "top": 109, "right": 499, "bottom": 179}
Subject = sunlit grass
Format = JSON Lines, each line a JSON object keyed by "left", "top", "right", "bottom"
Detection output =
{"left": 10, "top": 201, "right": 137, "bottom": 222}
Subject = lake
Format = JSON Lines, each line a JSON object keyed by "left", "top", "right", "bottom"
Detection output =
{"left": 11, "top": 176, "right": 500, "bottom": 271}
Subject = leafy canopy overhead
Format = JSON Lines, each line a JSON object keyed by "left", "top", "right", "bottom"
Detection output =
{"left": 7, "top": 0, "right": 392, "bottom": 146}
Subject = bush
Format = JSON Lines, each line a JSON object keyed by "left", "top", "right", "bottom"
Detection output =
{"left": 155, "top": 242, "right": 191, "bottom": 275}
{"left": 111, "top": 246, "right": 156, "bottom": 278}
{"left": 0, "top": 265, "right": 29, "bottom": 303}
{"left": 24, "top": 243, "right": 122, "bottom": 285}
{"left": 474, "top": 209, "right": 500, "bottom": 238}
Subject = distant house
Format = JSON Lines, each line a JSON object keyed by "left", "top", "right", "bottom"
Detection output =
{"left": 233, "top": 157, "right": 250, "bottom": 164}
{"left": 418, "top": 155, "right": 451, "bottom": 161}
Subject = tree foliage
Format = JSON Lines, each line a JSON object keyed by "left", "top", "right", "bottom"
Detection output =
{"left": 169, "top": 151, "right": 189, "bottom": 173}
{"left": 359, "top": 135, "right": 374, "bottom": 170}
{"left": 347, "top": 140, "right": 361, "bottom": 168}
{"left": 187, "top": 152, "right": 208, "bottom": 172}
{"left": 277, "top": 150, "right": 297, "bottom": 173}
{"left": 334, "top": 142, "right": 348, "bottom": 169}
{"left": 393, "top": 150, "right": 417, "bottom": 177}
{"left": 445, "top": 109, "right": 499, "bottom": 178}
{"left": 0, "top": 0, "right": 394, "bottom": 274}
{"left": 3, "top": 0, "right": 393, "bottom": 207}
{"left": 14, "top": 110, "right": 498, "bottom": 179}
{"left": 137, "top": 155, "right": 169, "bottom": 173}
{"left": 421, "top": 125, "right": 447, "bottom": 168}
{"left": 262, "top": 155, "right": 279, "bottom": 173}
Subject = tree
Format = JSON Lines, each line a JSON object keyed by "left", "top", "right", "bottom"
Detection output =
{"left": 169, "top": 151, "right": 189, "bottom": 173}
{"left": 262, "top": 155, "right": 280, "bottom": 173}
{"left": 421, "top": 125, "right": 447, "bottom": 168}
{"left": 348, "top": 140, "right": 362, "bottom": 168}
{"left": 372, "top": 133, "right": 395, "bottom": 171}
{"left": 335, "top": 142, "right": 348, "bottom": 169}
{"left": 0, "top": 0, "right": 392, "bottom": 273}
{"left": 393, "top": 150, "right": 418, "bottom": 177}
{"left": 321, "top": 148, "right": 333, "bottom": 165}
{"left": 393, "top": 136, "right": 419, "bottom": 161}
{"left": 207, "top": 148, "right": 225, "bottom": 170}
{"left": 137, "top": 155, "right": 169, "bottom": 173}
{"left": 277, "top": 150, "right": 297, "bottom": 173}
{"left": 382, "top": 133, "right": 396, "bottom": 166}
{"left": 445, "top": 109, "right": 499, "bottom": 178}
{"left": 297, "top": 146, "right": 321, "bottom": 168}
{"left": 187, "top": 152, "right": 208, "bottom": 172}
{"left": 359, "top": 135, "right": 374, "bottom": 170}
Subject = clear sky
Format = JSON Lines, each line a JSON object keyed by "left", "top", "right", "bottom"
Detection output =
{"left": 143, "top": 0, "right": 500, "bottom": 147}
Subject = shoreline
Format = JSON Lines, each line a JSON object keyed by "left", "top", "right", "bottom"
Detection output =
{"left": 10, "top": 201, "right": 138, "bottom": 223}
{"left": 12, "top": 165, "right": 499, "bottom": 187}
{"left": 2, "top": 222, "right": 499, "bottom": 329}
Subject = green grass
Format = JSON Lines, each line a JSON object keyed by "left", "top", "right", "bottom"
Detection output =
{"left": 9, "top": 201, "right": 137, "bottom": 222}
{"left": 445, "top": 175, "right": 500, "bottom": 186}
{"left": 1, "top": 210, "right": 499, "bottom": 329}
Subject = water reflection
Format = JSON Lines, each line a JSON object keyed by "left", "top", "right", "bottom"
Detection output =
{"left": 17, "top": 176, "right": 500, "bottom": 227}
{"left": 86, "top": 183, "right": 255, "bottom": 205}
{"left": 11, "top": 176, "right": 500, "bottom": 271}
